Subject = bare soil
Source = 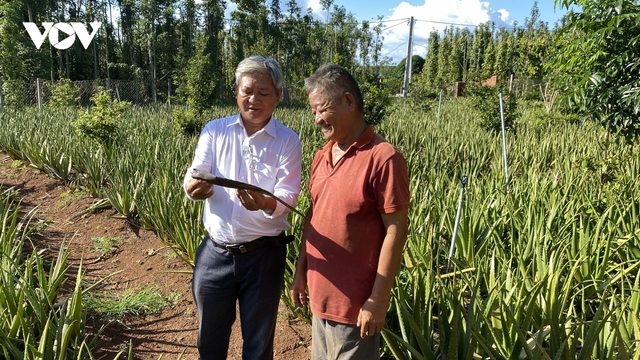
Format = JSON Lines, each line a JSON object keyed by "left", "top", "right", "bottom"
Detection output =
{"left": 0, "top": 152, "right": 311, "bottom": 360}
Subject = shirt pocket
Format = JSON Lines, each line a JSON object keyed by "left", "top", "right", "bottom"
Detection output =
{"left": 250, "top": 162, "right": 277, "bottom": 192}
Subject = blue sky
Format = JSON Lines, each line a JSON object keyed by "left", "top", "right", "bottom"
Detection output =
{"left": 303, "top": 0, "right": 570, "bottom": 64}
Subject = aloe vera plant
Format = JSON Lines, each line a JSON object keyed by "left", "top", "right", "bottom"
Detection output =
{"left": 1, "top": 98, "right": 640, "bottom": 359}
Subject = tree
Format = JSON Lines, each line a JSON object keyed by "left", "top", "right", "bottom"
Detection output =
{"left": 514, "top": 2, "right": 553, "bottom": 81}
{"left": 494, "top": 28, "right": 511, "bottom": 82}
{"left": 0, "top": 0, "right": 30, "bottom": 80}
{"left": 423, "top": 30, "right": 439, "bottom": 87}
{"left": 549, "top": 0, "right": 640, "bottom": 140}
{"left": 468, "top": 22, "right": 492, "bottom": 81}
{"left": 480, "top": 23, "right": 496, "bottom": 80}
{"left": 435, "top": 27, "right": 453, "bottom": 85}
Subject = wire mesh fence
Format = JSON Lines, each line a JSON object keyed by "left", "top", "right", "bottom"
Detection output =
{"left": 0, "top": 78, "right": 175, "bottom": 110}
{"left": 0, "top": 76, "right": 549, "bottom": 111}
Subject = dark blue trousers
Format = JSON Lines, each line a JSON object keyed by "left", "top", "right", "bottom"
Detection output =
{"left": 192, "top": 236, "right": 286, "bottom": 360}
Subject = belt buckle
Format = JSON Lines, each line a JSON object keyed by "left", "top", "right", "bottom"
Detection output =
{"left": 225, "top": 244, "right": 247, "bottom": 254}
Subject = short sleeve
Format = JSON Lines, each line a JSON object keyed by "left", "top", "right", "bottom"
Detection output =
{"left": 375, "top": 152, "right": 410, "bottom": 214}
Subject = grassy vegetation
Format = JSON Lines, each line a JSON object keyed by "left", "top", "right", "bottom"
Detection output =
{"left": 90, "top": 236, "right": 123, "bottom": 259}
{"left": 1, "top": 93, "right": 639, "bottom": 358}
{"left": 84, "top": 284, "right": 176, "bottom": 320}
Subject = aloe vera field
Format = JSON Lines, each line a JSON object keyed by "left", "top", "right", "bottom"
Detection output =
{"left": 1, "top": 93, "right": 640, "bottom": 359}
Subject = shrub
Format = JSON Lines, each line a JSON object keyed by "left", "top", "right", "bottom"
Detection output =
{"left": 46, "top": 78, "right": 79, "bottom": 108}
{"left": 407, "top": 80, "right": 439, "bottom": 113}
{"left": 73, "top": 87, "right": 130, "bottom": 144}
{"left": 467, "top": 83, "right": 519, "bottom": 134}
{"left": 1, "top": 80, "right": 28, "bottom": 109}
{"left": 172, "top": 99, "right": 205, "bottom": 136}
{"left": 361, "top": 82, "right": 392, "bottom": 126}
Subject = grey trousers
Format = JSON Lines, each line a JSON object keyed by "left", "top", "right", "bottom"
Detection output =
{"left": 311, "top": 315, "right": 380, "bottom": 360}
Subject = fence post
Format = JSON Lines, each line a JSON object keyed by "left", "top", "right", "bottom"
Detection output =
{"left": 499, "top": 87, "right": 510, "bottom": 192}
{"left": 37, "top": 78, "right": 43, "bottom": 114}
{"left": 168, "top": 78, "right": 172, "bottom": 105}
{"left": 0, "top": 80, "right": 4, "bottom": 109}
{"left": 152, "top": 79, "right": 157, "bottom": 104}
{"left": 437, "top": 88, "right": 443, "bottom": 125}
{"left": 135, "top": 78, "right": 140, "bottom": 105}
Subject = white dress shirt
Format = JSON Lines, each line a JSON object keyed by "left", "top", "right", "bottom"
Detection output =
{"left": 184, "top": 114, "right": 302, "bottom": 244}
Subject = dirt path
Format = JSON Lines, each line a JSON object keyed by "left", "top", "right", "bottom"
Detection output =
{"left": 0, "top": 152, "right": 311, "bottom": 360}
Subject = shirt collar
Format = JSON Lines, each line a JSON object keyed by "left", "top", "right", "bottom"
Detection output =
{"left": 321, "top": 125, "right": 375, "bottom": 161}
{"left": 230, "top": 114, "right": 278, "bottom": 138}
{"left": 353, "top": 125, "right": 375, "bottom": 148}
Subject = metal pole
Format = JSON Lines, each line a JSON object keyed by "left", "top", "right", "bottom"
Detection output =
{"left": 447, "top": 175, "right": 467, "bottom": 273}
{"left": 436, "top": 88, "right": 443, "bottom": 125}
{"left": 36, "top": 78, "right": 43, "bottom": 114}
{"left": 115, "top": 85, "right": 121, "bottom": 102}
{"left": 499, "top": 87, "right": 510, "bottom": 191}
{"left": 401, "top": 16, "right": 414, "bottom": 98}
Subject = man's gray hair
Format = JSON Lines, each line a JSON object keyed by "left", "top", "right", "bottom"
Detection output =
{"left": 304, "top": 64, "right": 363, "bottom": 112}
{"left": 235, "top": 55, "right": 283, "bottom": 90}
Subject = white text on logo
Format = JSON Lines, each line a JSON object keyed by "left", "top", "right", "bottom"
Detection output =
{"left": 23, "top": 22, "right": 101, "bottom": 50}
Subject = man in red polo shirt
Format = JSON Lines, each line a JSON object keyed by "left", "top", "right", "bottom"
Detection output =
{"left": 290, "top": 64, "right": 410, "bottom": 359}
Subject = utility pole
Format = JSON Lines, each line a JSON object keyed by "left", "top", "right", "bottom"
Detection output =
{"left": 402, "top": 16, "right": 415, "bottom": 98}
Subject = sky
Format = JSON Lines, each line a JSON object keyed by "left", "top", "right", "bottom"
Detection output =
{"left": 303, "top": 0, "right": 570, "bottom": 64}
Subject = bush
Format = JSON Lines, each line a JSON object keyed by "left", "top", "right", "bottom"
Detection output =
{"left": 361, "top": 82, "right": 392, "bottom": 126}
{"left": 73, "top": 88, "right": 130, "bottom": 144}
{"left": 407, "top": 80, "right": 439, "bottom": 113}
{"left": 172, "top": 99, "right": 205, "bottom": 136}
{"left": 467, "top": 83, "right": 519, "bottom": 134}
{"left": 520, "top": 85, "right": 542, "bottom": 102}
{"left": 46, "top": 78, "right": 79, "bottom": 108}
{"left": 1, "top": 80, "right": 28, "bottom": 109}
{"left": 176, "top": 36, "right": 221, "bottom": 114}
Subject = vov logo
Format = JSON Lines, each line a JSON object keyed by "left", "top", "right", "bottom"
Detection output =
{"left": 23, "top": 22, "right": 101, "bottom": 50}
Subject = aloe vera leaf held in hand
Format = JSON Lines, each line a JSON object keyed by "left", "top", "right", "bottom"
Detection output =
{"left": 190, "top": 169, "right": 305, "bottom": 218}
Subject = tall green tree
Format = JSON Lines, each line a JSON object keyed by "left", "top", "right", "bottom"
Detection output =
{"left": 423, "top": 30, "right": 440, "bottom": 87}
{"left": 480, "top": 23, "right": 496, "bottom": 80}
{"left": 549, "top": 0, "right": 640, "bottom": 140}
{"left": 450, "top": 27, "right": 464, "bottom": 82}
{"left": 494, "top": 27, "right": 511, "bottom": 82}
{"left": 0, "top": 0, "right": 30, "bottom": 80}
{"left": 435, "top": 27, "right": 453, "bottom": 85}
{"left": 515, "top": 2, "right": 553, "bottom": 80}
{"left": 468, "top": 22, "right": 492, "bottom": 81}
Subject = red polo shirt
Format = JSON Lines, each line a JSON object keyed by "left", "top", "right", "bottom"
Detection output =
{"left": 306, "top": 126, "right": 410, "bottom": 324}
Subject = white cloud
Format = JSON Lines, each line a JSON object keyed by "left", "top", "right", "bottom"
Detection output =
{"left": 307, "top": 0, "right": 321, "bottom": 13}
{"left": 377, "top": 0, "right": 511, "bottom": 64}
{"left": 306, "top": 0, "right": 333, "bottom": 21}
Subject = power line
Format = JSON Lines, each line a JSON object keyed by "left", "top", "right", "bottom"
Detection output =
{"left": 379, "top": 19, "right": 411, "bottom": 32}
{"left": 371, "top": 17, "right": 410, "bottom": 24}
{"left": 414, "top": 18, "right": 515, "bottom": 30}
{"left": 385, "top": 41, "right": 408, "bottom": 54}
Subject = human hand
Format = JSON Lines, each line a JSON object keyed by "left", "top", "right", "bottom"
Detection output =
{"left": 356, "top": 298, "right": 388, "bottom": 338}
{"left": 236, "top": 189, "right": 266, "bottom": 211}
{"left": 289, "top": 271, "right": 308, "bottom": 308}
{"left": 186, "top": 179, "right": 214, "bottom": 200}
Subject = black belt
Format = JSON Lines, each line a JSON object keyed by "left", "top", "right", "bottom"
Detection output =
{"left": 209, "top": 232, "right": 295, "bottom": 254}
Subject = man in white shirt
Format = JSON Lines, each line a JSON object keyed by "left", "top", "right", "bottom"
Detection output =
{"left": 184, "top": 55, "right": 302, "bottom": 360}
